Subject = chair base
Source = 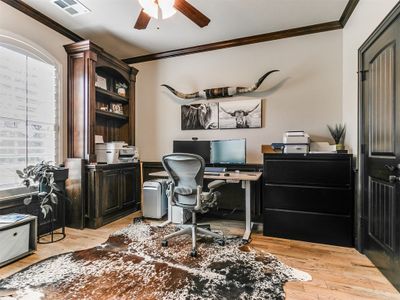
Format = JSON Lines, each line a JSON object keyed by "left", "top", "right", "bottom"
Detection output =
{"left": 161, "top": 218, "right": 225, "bottom": 257}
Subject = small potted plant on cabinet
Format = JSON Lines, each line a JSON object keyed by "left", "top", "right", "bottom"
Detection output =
{"left": 327, "top": 124, "right": 346, "bottom": 152}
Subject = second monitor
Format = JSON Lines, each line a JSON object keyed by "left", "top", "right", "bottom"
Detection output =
{"left": 210, "top": 139, "right": 246, "bottom": 164}
{"left": 173, "top": 138, "right": 246, "bottom": 165}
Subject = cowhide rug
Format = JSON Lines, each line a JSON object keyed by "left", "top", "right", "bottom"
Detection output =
{"left": 0, "top": 223, "right": 311, "bottom": 300}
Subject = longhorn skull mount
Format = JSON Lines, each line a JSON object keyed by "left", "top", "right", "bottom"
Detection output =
{"left": 161, "top": 70, "right": 279, "bottom": 100}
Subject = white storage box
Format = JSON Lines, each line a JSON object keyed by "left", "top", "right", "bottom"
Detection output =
{"left": 0, "top": 223, "right": 30, "bottom": 265}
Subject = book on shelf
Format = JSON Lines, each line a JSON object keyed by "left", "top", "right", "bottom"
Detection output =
{"left": 0, "top": 213, "right": 29, "bottom": 224}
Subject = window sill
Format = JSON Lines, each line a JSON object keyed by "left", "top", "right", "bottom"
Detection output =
{"left": 0, "top": 187, "right": 38, "bottom": 202}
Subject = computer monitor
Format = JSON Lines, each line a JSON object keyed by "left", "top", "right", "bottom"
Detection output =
{"left": 173, "top": 140, "right": 211, "bottom": 163}
{"left": 210, "top": 139, "right": 246, "bottom": 164}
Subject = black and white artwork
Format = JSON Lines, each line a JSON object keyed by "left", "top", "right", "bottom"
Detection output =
{"left": 219, "top": 99, "right": 262, "bottom": 129}
{"left": 181, "top": 103, "right": 219, "bottom": 130}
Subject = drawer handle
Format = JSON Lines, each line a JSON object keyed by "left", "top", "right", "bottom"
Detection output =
{"left": 13, "top": 232, "right": 18, "bottom": 237}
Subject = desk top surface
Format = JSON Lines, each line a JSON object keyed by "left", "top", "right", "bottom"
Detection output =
{"left": 149, "top": 171, "right": 262, "bottom": 181}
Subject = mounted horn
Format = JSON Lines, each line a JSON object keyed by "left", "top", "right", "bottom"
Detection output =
{"left": 161, "top": 84, "right": 201, "bottom": 100}
{"left": 161, "top": 70, "right": 279, "bottom": 100}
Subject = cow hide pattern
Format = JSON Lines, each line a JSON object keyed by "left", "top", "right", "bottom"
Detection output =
{"left": 0, "top": 223, "right": 311, "bottom": 300}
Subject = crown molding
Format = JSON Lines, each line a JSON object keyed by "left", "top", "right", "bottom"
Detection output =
{"left": 339, "top": 0, "right": 359, "bottom": 27}
{"left": 2, "top": 0, "right": 358, "bottom": 64}
{"left": 122, "top": 21, "right": 342, "bottom": 64}
{"left": 0, "top": 0, "right": 83, "bottom": 42}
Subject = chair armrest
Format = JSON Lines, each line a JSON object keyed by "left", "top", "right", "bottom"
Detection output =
{"left": 166, "top": 181, "right": 176, "bottom": 206}
{"left": 208, "top": 180, "right": 226, "bottom": 191}
{"left": 194, "top": 185, "right": 203, "bottom": 211}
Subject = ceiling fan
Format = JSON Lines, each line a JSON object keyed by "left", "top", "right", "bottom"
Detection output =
{"left": 134, "top": 0, "right": 210, "bottom": 30}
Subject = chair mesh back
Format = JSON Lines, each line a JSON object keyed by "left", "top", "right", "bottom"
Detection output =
{"left": 162, "top": 153, "right": 205, "bottom": 207}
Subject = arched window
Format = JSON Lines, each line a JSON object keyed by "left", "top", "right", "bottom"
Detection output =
{"left": 0, "top": 34, "right": 60, "bottom": 193}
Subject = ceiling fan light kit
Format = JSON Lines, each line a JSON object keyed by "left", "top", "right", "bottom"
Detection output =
{"left": 134, "top": 0, "right": 210, "bottom": 30}
{"left": 138, "top": 0, "right": 176, "bottom": 19}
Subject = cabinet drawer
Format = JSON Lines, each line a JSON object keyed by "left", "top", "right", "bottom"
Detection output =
{"left": 263, "top": 209, "right": 353, "bottom": 246}
{"left": 0, "top": 223, "right": 30, "bottom": 264}
{"left": 264, "top": 185, "right": 353, "bottom": 215}
{"left": 264, "top": 159, "right": 351, "bottom": 187}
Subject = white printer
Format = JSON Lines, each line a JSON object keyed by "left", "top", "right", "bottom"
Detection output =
{"left": 283, "top": 131, "right": 310, "bottom": 154}
{"left": 95, "top": 141, "right": 138, "bottom": 164}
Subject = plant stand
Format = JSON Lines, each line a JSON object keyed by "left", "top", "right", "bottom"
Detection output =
{"left": 38, "top": 200, "right": 66, "bottom": 244}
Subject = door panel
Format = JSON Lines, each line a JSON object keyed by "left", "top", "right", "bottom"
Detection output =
{"left": 101, "top": 170, "right": 120, "bottom": 215}
{"left": 369, "top": 43, "right": 395, "bottom": 156}
{"left": 120, "top": 167, "right": 136, "bottom": 208}
{"left": 361, "top": 14, "right": 400, "bottom": 291}
{"left": 368, "top": 178, "right": 395, "bottom": 251}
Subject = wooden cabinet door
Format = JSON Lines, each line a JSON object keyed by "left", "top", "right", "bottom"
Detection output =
{"left": 120, "top": 167, "right": 136, "bottom": 208}
{"left": 101, "top": 169, "right": 121, "bottom": 215}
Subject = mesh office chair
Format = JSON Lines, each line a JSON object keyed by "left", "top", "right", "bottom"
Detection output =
{"left": 161, "top": 153, "right": 226, "bottom": 257}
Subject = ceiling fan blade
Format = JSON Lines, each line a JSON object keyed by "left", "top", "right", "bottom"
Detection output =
{"left": 174, "top": 0, "right": 210, "bottom": 28}
{"left": 134, "top": 9, "right": 151, "bottom": 30}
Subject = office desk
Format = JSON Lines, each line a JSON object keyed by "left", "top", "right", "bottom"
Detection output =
{"left": 149, "top": 171, "right": 262, "bottom": 242}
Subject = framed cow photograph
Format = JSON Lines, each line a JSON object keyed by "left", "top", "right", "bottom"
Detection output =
{"left": 181, "top": 103, "right": 219, "bottom": 130}
{"left": 219, "top": 99, "right": 262, "bottom": 129}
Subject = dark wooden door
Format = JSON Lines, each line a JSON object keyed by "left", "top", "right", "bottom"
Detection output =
{"left": 120, "top": 167, "right": 136, "bottom": 208}
{"left": 101, "top": 169, "right": 121, "bottom": 215}
{"left": 360, "top": 13, "right": 400, "bottom": 291}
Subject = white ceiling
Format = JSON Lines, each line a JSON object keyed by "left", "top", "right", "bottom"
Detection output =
{"left": 23, "top": 0, "right": 348, "bottom": 59}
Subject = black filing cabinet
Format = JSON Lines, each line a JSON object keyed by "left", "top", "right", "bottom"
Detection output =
{"left": 263, "top": 154, "right": 354, "bottom": 246}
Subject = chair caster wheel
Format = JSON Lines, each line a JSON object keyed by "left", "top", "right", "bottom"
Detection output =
{"left": 217, "top": 239, "right": 225, "bottom": 246}
{"left": 190, "top": 249, "right": 197, "bottom": 257}
{"left": 161, "top": 240, "right": 168, "bottom": 247}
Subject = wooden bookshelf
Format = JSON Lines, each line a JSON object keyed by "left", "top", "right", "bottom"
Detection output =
{"left": 96, "top": 110, "right": 129, "bottom": 121}
{"left": 95, "top": 87, "right": 129, "bottom": 104}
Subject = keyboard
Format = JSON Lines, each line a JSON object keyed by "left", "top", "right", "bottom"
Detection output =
{"left": 204, "top": 171, "right": 222, "bottom": 176}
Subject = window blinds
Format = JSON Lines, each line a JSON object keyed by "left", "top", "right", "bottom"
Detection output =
{"left": 0, "top": 46, "right": 57, "bottom": 190}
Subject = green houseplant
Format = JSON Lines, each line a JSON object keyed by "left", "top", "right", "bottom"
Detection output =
{"left": 115, "top": 82, "right": 128, "bottom": 97}
{"left": 327, "top": 124, "right": 346, "bottom": 151}
{"left": 17, "top": 161, "right": 67, "bottom": 218}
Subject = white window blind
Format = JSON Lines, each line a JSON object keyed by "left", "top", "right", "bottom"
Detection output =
{"left": 0, "top": 45, "right": 57, "bottom": 191}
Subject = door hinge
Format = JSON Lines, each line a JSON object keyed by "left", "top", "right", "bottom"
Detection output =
{"left": 358, "top": 70, "right": 368, "bottom": 81}
{"left": 361, "top": 144, "right": 366, "bottom": 154}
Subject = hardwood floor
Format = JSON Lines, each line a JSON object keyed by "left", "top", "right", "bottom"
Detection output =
{"left": 1, "top": 213, "right": 399, "bottom": 300}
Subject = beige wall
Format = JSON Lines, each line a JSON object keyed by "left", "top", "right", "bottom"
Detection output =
{"left": 134, "top": 30, "right": 343, "bottom": 164}
{"left": 0, "top": 1, "right": 73, "bottom": 162}
{"left": 6, "top": 0, "right": 393, "bottom": 164}
{"left": 342, "top": 0, "right": 398, "bottom": 155}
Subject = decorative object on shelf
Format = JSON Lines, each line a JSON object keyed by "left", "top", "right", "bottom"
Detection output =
{"left": 115, "top": 82, "right": 128, "bottom": 97}
{"left": 111, "top": 102, "right": 124, "bottom": 115}
{"left": 17, "top": 161, "right": 69, "bottom": 243}
{"left": 181, "top": 103, "right": 218, "bottom": 130}
{"left": 162, "top": 70, "right": 279, "bottom": 100}
{"left": 219, "top": 99, "right": 262, "bottom": 129}
{"left": 134, "top": 0, "right": 210, "bottom": 30}
{"left": 99, "top": 103, "right": 109, "bottom": 112}
{"left": 327, "top": 123, "right": 346, "bottom": 151}
{"left": 95, "top": 74, "right": 107, "bottom": 90}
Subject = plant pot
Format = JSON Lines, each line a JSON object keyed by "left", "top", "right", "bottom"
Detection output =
{"left": 336, "top": 144, "right": 345, "bottom": 151}
{"left": 117, "top": 88, "right": 126, "bottom": 97}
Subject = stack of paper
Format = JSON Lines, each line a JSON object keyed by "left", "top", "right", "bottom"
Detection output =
{"left": 0, "top": 213, "right": 29, "bottom": 224}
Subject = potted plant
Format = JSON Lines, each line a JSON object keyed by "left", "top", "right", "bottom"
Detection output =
{"left": 17, "top": 161, "right": 69, "bottom": 219}
{"left": 115, "top": 82, "right": 128, "bottom": 97}
{"left": 327, "top": 124, "right": 346, "bottom": 151}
